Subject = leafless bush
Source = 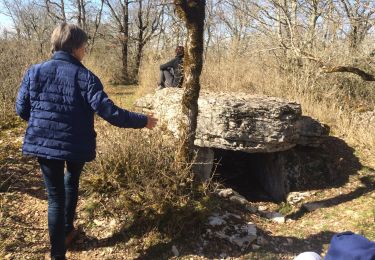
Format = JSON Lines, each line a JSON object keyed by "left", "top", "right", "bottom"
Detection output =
{"left": 0, "top": 39, "right": 46, "bottom": 129}
{"left": 82, "top": 123, "right": 213, "bottom": 235}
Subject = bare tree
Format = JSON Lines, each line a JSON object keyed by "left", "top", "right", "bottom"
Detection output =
{"left": 105, "top": 0, "right": 133, "bottom": 84}
{"left": 337, "top": 0, "right": 375, "bottom": 50}
{"left": 44, "top": 0, "right": 67, "bottom": 21}
{"left": 89, "top": 0, "right": 104, "bottom": 52}
{"left": 76, "top": 0, "right": 85, "bottom": 29}
{"left": 174, "top": 0, "right": 206, "bottom": 163}
{"left": 133, "top": 0, "right": 163, "bottom": 79}
{"left": 1, "top": 0, "right": 53, "bottom": 55}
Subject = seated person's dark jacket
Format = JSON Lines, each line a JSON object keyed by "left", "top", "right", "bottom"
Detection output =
{"left": 159, "top": 54, "right": 184, "bottom": 87}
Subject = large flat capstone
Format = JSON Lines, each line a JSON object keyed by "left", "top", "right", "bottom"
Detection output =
{"left": 136, "top": 88, "right": 308, "bottom": 153}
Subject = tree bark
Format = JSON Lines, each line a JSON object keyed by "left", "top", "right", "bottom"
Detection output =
{"left": 122, "top": 0, "right": 130, "bottom": 83}
{"left": 104, "top": 0, "right": 131, "bottom": 83}
{"left": 174, "top": 0, "right": 206, "bottom": 163}
{"left": 134, "top": 0, "right": 163, "bottom": 80}
{"left": 134, "top": 0, "right": 144, "bottom": 79}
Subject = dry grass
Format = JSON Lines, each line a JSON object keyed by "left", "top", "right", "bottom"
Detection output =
{"left": 0, "top": 40, "right": 47, "bottom": 129}
{"left": 81, "top": 125, "right": 214, "bottom": 241}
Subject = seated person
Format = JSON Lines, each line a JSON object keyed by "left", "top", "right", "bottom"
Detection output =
{"left": 157, "top": 46, "right": 184, "bottom": 89}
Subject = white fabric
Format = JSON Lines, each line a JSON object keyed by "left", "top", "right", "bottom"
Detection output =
{"left": 294, "top": 252, "right": 322, "bottom": 260}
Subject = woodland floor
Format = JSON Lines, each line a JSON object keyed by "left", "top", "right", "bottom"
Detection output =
{"left": 1, "top": 86, "right": 374, "bottom": 260}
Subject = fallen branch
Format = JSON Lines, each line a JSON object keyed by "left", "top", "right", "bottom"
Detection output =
{"left": 299, "top": 50, "right": 375, "bottom": 81}
{"left": 322, "top": 66, "right": 375, "bottom": 81}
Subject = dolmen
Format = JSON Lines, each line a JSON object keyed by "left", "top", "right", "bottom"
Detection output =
{"left": 135, "top": 88, "right": 329, "bottom": 201}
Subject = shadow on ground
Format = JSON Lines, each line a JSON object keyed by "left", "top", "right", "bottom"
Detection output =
{"left": 0, "top": 144, "right": 45, "bottom": 200}
{"left": 213, "top": 136, "right": 362, "bottom": 202}
{"left": 287, "top": 174, "right": 374, "bottom": 220}
{"left": 68, "top": 203, "right": 341, "bottom": 260}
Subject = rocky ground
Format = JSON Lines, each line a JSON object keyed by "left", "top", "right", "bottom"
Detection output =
{"left": 1, "top": 86, "right": 374, "bottom": 260}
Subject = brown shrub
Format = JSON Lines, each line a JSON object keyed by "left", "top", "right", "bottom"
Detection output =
{"left": 0, "top": 39, "right": 46, "bottom": 129}
{"left": 81, "top": 123, "right": 214, "bottom": 236}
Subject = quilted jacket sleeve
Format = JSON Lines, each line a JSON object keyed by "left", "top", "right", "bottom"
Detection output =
{"left": 86, "top": 72, "right": 147, "bottom": 128}
{"left": 15, "top": 69, "right": 31, "bottom": 121}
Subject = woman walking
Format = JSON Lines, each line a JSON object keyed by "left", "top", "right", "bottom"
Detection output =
{"left": 15, "top": 23, "right": 157, "bottom": 259}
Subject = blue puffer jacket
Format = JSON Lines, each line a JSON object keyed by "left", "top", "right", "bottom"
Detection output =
{"left": 15, "top": 51, "right": 147, "bottom": 162}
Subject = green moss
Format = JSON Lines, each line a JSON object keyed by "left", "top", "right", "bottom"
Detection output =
{"left": 278, "top": 202, "right": 293, "bottom": 215}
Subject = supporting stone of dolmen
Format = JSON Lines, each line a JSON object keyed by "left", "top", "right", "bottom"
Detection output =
{"left": 135, "top": 88, "right": 329, "bottom": 201}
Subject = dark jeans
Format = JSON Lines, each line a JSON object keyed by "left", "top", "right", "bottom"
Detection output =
{"left": 158, "top": 69, "right": 174, "bottom": 88}
{"left": 38, "top": 157, "right": 85, "bottom": 258}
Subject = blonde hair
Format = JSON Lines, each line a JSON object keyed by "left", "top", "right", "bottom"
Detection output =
{"left": 51, "top": 22, "right": 88, "bottom": 53}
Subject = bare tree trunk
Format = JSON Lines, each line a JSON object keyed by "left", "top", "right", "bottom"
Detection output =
{"left": 174, "top": 0, "right": 206, "bottom": 163}
{"left": 104, "top": 0, "right": 131, "bottom": 83}
{"left": 134, "top": 0, "right": 162, "bottom": 80}
{"left": 77, "top": 0, "right": 82, "bottom": 27}
{"left": 44, "top": 0, "right": 67, "bottom": 21}
{"left": 76, "top": 0, "right": 86, "bottom": 30}
{"left": 90, "top": 0, "right": 104, "bottom": 53}
{"left": 135, "top": 41, "right": 144, "bottom": 80}
{"left": 122, "top": 0, "right": 130, "bottom": 83}
{"left": 134, "top": 0, "right": 144, "bottom": 79}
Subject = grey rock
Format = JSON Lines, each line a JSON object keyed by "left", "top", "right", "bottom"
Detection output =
{"left": 303, "top": 202, "right": 326, "bottom": 212}
{"left": 245, "top": 205, "right": 258, "bottom": 213}
{"left": 258, "top": 205, "right": 268, "bottom": 211}
{"left": 252, "top": 244, "right": 261, "bottom": 250}
{"left": 266, "top": 212, "right": 285, "bottom": 223}
{"left": 215, "top": 223, "right": 257, "bottom": 248}
{"left": 192, "top": 147, "right": 214, "bottom": 180}
{"left": 287, "top": 191, "right": 311, "bottom": 205}
{"left": 217, "top": 188, "right": 235, "bottom": 198}
{"left": 229, "top": 194, "right": 249, "bottom": 205}
{"left": 296, "top": 116, "right": 329, "bottom": 147}
{"left": 171, "top": 245, "right": 179, "bottom": 257}
{"left": 217, "top": 188, "right": 250, "bottom": 206}
{"left": 207, "top": 213, "right": 257, "bottom": 249}
{"left": 208, "top": 215, "right": 227, "bottom": 226}
{"left": 256, "top": 236, "right": 269, "bottom": 245}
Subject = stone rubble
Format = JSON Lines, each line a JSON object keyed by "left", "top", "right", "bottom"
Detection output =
{"left": 257, "top": 210, "right": 286, "bottom": 224}
{"left": 206, "top": 212, "right": 257, "bottom": 249}
{"left": 217, "top": 188, "right": 251, "bottom": 206}
{"left": 217, "top": 188, "right": 235, "bottom": 198}
{"left": 267, "top": 212, "right": 286, "bottom": 223}
{"left": 287, "top": 191, "right": 313, "bottom": 205}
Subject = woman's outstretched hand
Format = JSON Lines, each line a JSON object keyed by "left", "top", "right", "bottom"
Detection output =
{"left": 146, "top": 114, "right": 158, "bottom": 130}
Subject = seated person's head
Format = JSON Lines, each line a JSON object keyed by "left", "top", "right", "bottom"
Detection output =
{"left": 51, "top": 22, "right": 88, "bottom": 61}
{"left": 176, "top": 46, "right": 184, "bottom": 57}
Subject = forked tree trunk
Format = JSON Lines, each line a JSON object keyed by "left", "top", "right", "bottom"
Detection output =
{"left": 174, "top": 0, "right": 206, "bottom": 163}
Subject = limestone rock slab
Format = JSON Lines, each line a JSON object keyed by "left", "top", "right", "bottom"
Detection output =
{"left": 135, "top": 88, "right": 303, "bottom": 153}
